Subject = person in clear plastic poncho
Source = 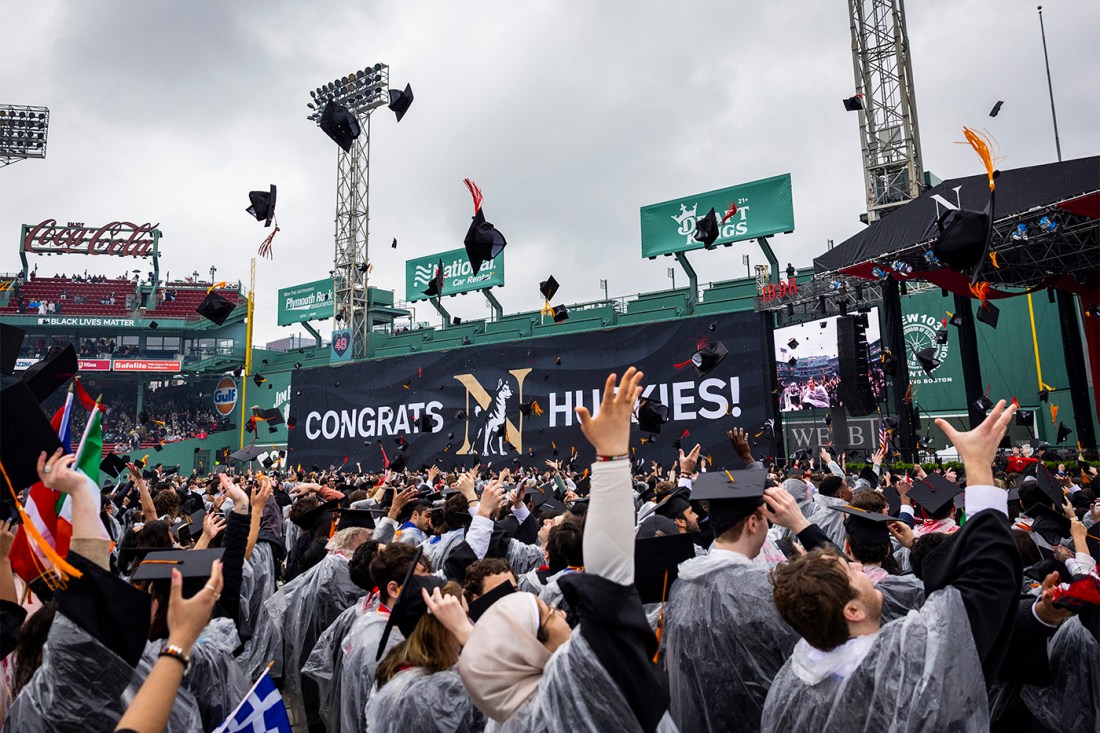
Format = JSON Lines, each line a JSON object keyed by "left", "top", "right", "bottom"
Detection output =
{"left": 761, "top": 403, "right": 1023, "bottom": 732}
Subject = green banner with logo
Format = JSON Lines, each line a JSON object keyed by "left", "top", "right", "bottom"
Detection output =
{"left": 277, "top": 279, "right": 334, "bottom": 326}
{"left": 640, "top": 173, "right": 795, "bottom": 258}
{"left": 405, "top": 248, "right": 504, "bottom": 302}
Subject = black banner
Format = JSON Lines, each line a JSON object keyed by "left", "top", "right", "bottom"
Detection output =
{"left": 287, "top": 312, "right": 773, "bottom": 472}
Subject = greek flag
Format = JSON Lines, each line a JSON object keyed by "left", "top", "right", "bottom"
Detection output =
{"left": 214, "top": 670, "right": 291, "bottom": 733}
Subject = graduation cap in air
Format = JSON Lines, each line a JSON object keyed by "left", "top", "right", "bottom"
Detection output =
{"left": 907, "top": 473, "right": 962, "bottom": 515}
{"left": 286, "top": 416, "right": 297, "bottom": 430}
{"left": 518, "top": 400, "right": 542, "bottom": 417}
{"left": 1032, "top": 463, "right": 1064, "bottom": 506}
{"left": 880, "top": 350, "right": 897, "bottom": 376}
{"left": 552, "top": 305, "right": 568, "bottom": 323}
{"left": 228, "top": 444, "right": 265, "bottom": 462}
{"left": 973, "top": 394, "right": 994, "bottom": 413}
{"left": 245, "top": 184, "right": 277, "bottom": 227}
{"left": 387, "top": 83, "right": 414, "bottom": 122}
{"left": 252, "top": 406, "right": 284, "bottom": 426}
{"left": 0, "top": 323, "right": 25, "bottom": 375}
{"left": 148, "top": 321, "right": 159, "bottom": 330}
{"left": 196, "top": 291, "right": 236, "bottom": 326}
{"left": 787, "top": 338, "right": 799, "bottom": 350}
{"left": 463, "top": 179, "right": 507, "bottom": 275}
{"left": 1015, "top": 408, "right": 1034, "bottom": 427}
{"left": 418, "top": 413, "right": 433, "bottom": 432}
{"left": 1038, "top": 386, "right": 1051, "bottom": 402}
{"left": 690, "top": 341, "right": 728, "bottom": 378}
{"left": 20, "top": 344, "right": 77, "bottom": 403}
{"left": 0, "top": 381, "right": 63, "bottom": 494}
{"left": 976, "top": 301, "right": 1000, "bottom": 329}
{"left": 1056, "top": 421, "right": 1072, "bottom": 444}
{"left": 858, "top": 465, "right": 880, "bottom": 490}
{"left": 690, "top": 470, "right": 767, "bottom": 538}
{"left": 636, "top": 398, "right": 670, "bottom": 434}
{"left": 948, "top": 313, "right": 965, "bottom": 328}
{"left": 913, "top": 347, "right": 941, "bottom": 375}
{"left": 787, "top": 356, "right": 797, "bottom": 367}
{"left": 452, "top": 317, "right": 463, "bottom": 326}
{"left": 390, "top": 452, "right": 409, "bottom": 472}
{"left": 935, "top": 328, "right": 948, "bottom": 345}
{"left": 539, "top": 276, "right": 559, "bottom": 302}
{"left": 100, "top": 453, "right": 128, "bottom": 479}
{"left": 634, "top": 533, "right": 695, "bottom": 604}
{"left": 989, "top": 101, "right": 1004, "bottom": 117}
{"left": 424, "top": 260, "right": 445, "bottom": 298}
{"left": 253, "top": 373, "right": 267, "bottom": 387}
{"left": 693, "top": 207, "right": 719, "bottom": 249}
{"left": 931, "top": 128, "right": 996, "bottom": 284}
{"left": 842, "top": 94, "right": 864, "bottom": 111}
{"left": 333, "top": 506, "right": 379, "bottom": 530}
{"left": 318, "top": 99, "right": 361, "bottom": 153}
{"left": 467, "top": 579, "right": 516, "bottom": 622}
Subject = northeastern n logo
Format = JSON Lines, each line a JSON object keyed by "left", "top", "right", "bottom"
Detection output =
{"left": 453, "top": 368, "right": 532, "bottom": 455}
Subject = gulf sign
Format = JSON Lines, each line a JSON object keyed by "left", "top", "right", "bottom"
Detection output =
{"left": 213, "top": 377, "right": 238, "bottom": 417}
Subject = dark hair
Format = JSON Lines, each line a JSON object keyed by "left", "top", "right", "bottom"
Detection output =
{"left": 398, "top": 500, "right": 431, "bottom": 524}
{"left": 846, "top": 492, "right": 891, "bottom": 564}
{"left": 152, "top": 489, "right": 180, "bottom": 519}
{"left": 369, "top": 544, "right": 432, "bottom": 600}
{"left": 909, "top": 532, "right": 953, "bottom": 580}
{"left": 546, "top": 515, "right": 584, "bottom": 572}
{"left": 349, "top": 539, "right": 381, "bottom": 591}
{"left": 348, "top": 489, "right": 368, "bottom": 504}
{"left": 12, "top": 601, "right": 57, "bottom": 696}
{"left": 442, "top": 494, "right": 471, "bottom": 532}
{"left": 1010, "top": 528, "right": 1042, "bottom": 568}
{"left": 463, "top": 558, "right": 514, "bottom": 602}
{"left": 771, "top": 548, "right": 855, "bottom": 651}
{"left": 819, "top": 475, "right": 844, "bottom": 497}
{"left": 287, "top": 495, "right": 320, "bottom": 526}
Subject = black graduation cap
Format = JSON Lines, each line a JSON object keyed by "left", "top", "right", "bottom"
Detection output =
{"left": 693, "top": 207, "right": 719, "bottom": 249}
{"left": 464, "top": 210, "right": 507, "bottom": 276}
{"left": 690, "top": 470, "right": 766, "bottom": 538}
{"left": 424, "top": 260, "right": 445, "bottom": 298}
{"left": 173, "top": 509, "right": 206, "bottom": 545}
{"left": 467, "top": 579, "right": 516, "bottom": 622}
{"left": 196, "top": 291, "right": 236, "bottom": 325}
{"left": 132, "top": 548, "right": 225, "bottom": 598}
{"left": 21, "top": 344, "right": 78, "bottom": 403}
{"left": 1015, "top": 408, "right": 1034, "bottom": 426}
{"left": 1056, "top": 421, "right": 1072, "bottom": 444}
{"left": 153, "top": 443, "right": 164, "bottom": 452}
{"left": 787, "top": 338, "right": 799, "bottom": 350}
{"left": 948, "top": 313, "right": 964, "bottom": 328}
{"left": 454, "top": 410, "right": 467, "bottom": 421}
{"left": 539, "top": 276, "right": 559, "bottom": 302}
{"left": 518, "top": 400, "right": 541, "bottom": 416}
{"left": 634, "top": 533, "right": 695, "bottom": 604}
{"left": 390, "top": 452, "right": 409, "bottom": 472}
{"left": 246, "top": 184, "right": 277, "bottom": 227}
{"left": 690, "top": 341, "right": 728, "bottom": 378}
{"left": 830, "top": 504, "right": 892, "bottom": 546}
{"left": 973, "top": 394, "right": 994, "bottom": 413}
{"left": 932, "top": 188, "right": 994, "bottom": 285}
{"left": 880, "top": 350, "right": 897, "bottom": 376}
{"left": 653, "top": 491, "right": 692, "bottom": 521}
{"left": 550, "top": 305, "right": 568, "bottom": 323}
{"left": 253, "top": 373, "right": 266, "bottom": 387}
{"left": 1032, "top": 463, "right": 1064, "bottom": 506}
{"left": 148, "top": 320, "right": 159, "bottom": 331}
{"left": 636, "top": 398, "right": 669, "bottom": 434}
{"left": 418, "top": 413, "right": 433, "bottom": 432}
{"left": 392, "top": 237, "right": 398, "bottom": 249}
{"left": 0, "top": 323, "right": 25, "bottom": 375}
{"left": 935, "top": 328, "right": 948, "bottom": 345}
{"left": 1038, "top": 387, "right": 1050, "bottom": 402}
{"left": 976, "top": 301, "right": 1000, "bottom": 329}
{"left": 228, "top": 444, "right": 265, "bottom": 462}
{"left": 907, "top": 474, "right": 962, "bottom": 515}
{"left": 843, "top": 95, "right": 864, "bottom": 111}
{"left": 100, "top": 453, "right": 128, "bottom": 479}
{"left": 787, "top": 356, "right": 797, "bottom": 367}
{"left": 333, "top": 507, "right": 379, "bottom": 530}
{"left": 858, "top": 465, "right": 880, "bottom": 489}
{"left": 286, "top": 416, "right": 298, "bottom": 430}
{"left": 913, "top": 347, "right": 941, "bottom": 375}
{"left": 387, "top": 83, "right": 414, "bottom": 122}
{"left": 291, "top": 497, "right": 342, "bottom": 531}
{"left": 0, "top": 382, "right": 63, "bottom": 492}
{"left": 318, "top": 99, "right": 361, "bottom": 153}
{"left": 261, "top": 454, "right": 275, "bottom": 469}
{"left": 452, "top": 317, "right": 462, "bottom": 326}
{"left": 989, "top": 100, "right": 1004, "bottom": 117}
{"left": 376, "top": 545, "right": 440, "bottom": 659}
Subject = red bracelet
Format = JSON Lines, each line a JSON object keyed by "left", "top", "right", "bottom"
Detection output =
{"left": 595, "top": 454, "right": 629, "bottom": 462}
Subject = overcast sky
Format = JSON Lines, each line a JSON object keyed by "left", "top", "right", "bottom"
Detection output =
{"left": 2, "top": 0, "right": 1097, "bottom": 347}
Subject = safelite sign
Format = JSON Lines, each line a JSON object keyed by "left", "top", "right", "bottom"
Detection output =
{"left": 213, "top": 377, "right": 238, "bottom": 417}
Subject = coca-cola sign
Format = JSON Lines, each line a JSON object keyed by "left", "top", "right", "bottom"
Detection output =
{"left": 21, "top": 219, "right": 161, "bottom": 257}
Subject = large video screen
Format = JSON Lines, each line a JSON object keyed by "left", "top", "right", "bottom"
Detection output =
{"left": 773, "top": 308, "right": 884, "bottom": 412}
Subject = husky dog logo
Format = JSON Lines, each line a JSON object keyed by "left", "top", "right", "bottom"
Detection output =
{"left": 671, "top": 203, "right": 699, "bottom": 243}
{"left": 453, "top": 368, "right": 532, "bottom": 456}
{"left": 470, "top": 379, "right": 512, "bottom": 455}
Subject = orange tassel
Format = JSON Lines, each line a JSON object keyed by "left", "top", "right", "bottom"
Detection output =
{"left": 1050, "top": 404, "right": 1059, "bottom": 424}
{"left": 207, "top": 281, "right": 228, "bottom": 294}
{"left": 0, "top": 460, "right": 83, "bottom": 585}
{"left": 989, "top": 251, "right": 1000, "bottom": 269}
{"left": 961, "top": 127, "right": 997, "bottom": 191}
{"left": 969, "top": 281, "right": 991, "bottom": 305}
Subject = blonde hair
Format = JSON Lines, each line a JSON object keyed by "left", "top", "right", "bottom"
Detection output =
{"left": 375, "top": 581, "right": 464, "bottom": 687}
{"left": 326, "top": 526, "right": 371, "bottom": 552}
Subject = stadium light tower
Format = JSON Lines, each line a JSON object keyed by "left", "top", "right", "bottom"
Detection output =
{"left": 0, "top": 105, "right": 50, "bottom": 168}
{"left": 307, "top": 64, "right": 390, "bottom": 359}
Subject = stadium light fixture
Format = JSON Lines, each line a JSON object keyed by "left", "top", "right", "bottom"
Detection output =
{"left": 0, "top": 104, "right": 50, "bottom": 167}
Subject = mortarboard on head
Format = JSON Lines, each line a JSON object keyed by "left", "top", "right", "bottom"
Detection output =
{"left": 1015, "top": 408, "right": 1034, "bottom": 427}
{"left": 907, "top": 474, "right": 963, "bottom": 515}
{"left": 833, "top": 504, "right": 893, "bottom": 546}
{"left": 21, "top": 344, "right": 78, "bottom": 403}
{"left": 100, "top": 453, "right": 128, "bottom": 479}
{"left": 976, "top": 301, "right": 999, "bottom": 329}
{"left": 462, "top": 180, "right": 507, "bottom": 276}
{"left": 1056, "top": 421, "right": 1072, "bottom": 444}
{"left": 387, "top": 83, "right": 414, "bottom": 122}
{"left": 948, "top": 312, "right": 964, "bottom": 328}
{"left": 539, "top": 276, "right": 559, "bottom": 302}
{"left": 653, "top": 492, "right": 692, "bottom": 521}
{"left": 636, "top": 398, "right": 669, "bottom": 434}
{"left": 0, "top": 382, "right": 63, "bottom": 493}
{"left": 245, "top": 184, "right": 277, "bottom": 227}
{"left": 787, "top": 338, "right": 799, "bottom": 350}
{"left": 468, "top": 579, "right": 516, "bottom": 622}
{"left": 0, "top": 323, "right": 26, "bottom": 375}
{"left": 291, "top": 498, "right": 342, "bottom": 531}
{"left": 634, "top": 533, "right": 695, "bottom": 604}
{"left": 418, "top": 413, "right": 433, "bottom": 432}
{"left": 989, "top": 100, "right": 1004, "bottom": 117}
{"left": 196, "top": 291, "right": 235, "bottom": 326}
{"left": 333, "top": 507, "right": 379, "bottom": 530}
{"left": 690, "top": 470, "right": 766, "bottom": 538}
{"left": 424, "top": 260, "right": 445, "bottom": 298}
{"left": 842, "top": 94, "right": 864, "bottom": 111}
{"left": 882, "top": 486, "right": 901, "bottom": 516}
{"left": 552, "top": 305, "right": 568, "bottom": 323}
{"left": 935, "top": 328, "right": 948, "bottom": 345}
{"left": 693, "top": 207, "right": 719, "bottom": 249}
{"left": 690, "top": 341, "right": 728, "bottom": 378}
{"left": 913, "top": 347, "right": 941, "bottom": 375}
{"left": 318, "top": 99, "right": 361, "bottom": 153}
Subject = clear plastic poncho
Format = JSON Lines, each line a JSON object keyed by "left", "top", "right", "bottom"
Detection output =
{"left": 761, "top": 587, "right": 989, "bottom": 732}
{"left": 664, "top": 554, "right": 798, "bottom": 733}
{"left": 138, "top": 617, "right": 250, "bottom": 733}
{"left": 1020, "top": 616, "right": 1099, "bottom": 732}
{"left": 425, "top": 530, "right": 468, "bottom": 570}
{"left": 505, "top": 539, "right": 545, "bottom": 575}
{"left": 489, "top": 631, "right": 678, "bottom": 733}
{"left": 876, "top": 574, "right": 926, "bottom": 622}
{"left": 337, "top": 609, "right": 404, "bottom": 733}
{"left": 2, "top": 614, "right": 203, "bottom": 733}
{"left": 237, "top": 541, "right": 279, "bottom": 643}
{"left": 300, "top": 596, "right": 369, "bottom": 733}
{"left": 365, "top": 667, "right": 485, "bottom": 733}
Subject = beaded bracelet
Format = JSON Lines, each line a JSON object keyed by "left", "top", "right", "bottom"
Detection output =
{"left": 595, "top": 454, "right": 629, "bottom": 462}
{"left": 159, "top": 643, "right": 190, "bottom": 670}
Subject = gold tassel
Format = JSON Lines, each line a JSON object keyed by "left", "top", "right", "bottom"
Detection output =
{"left": 0, "top": 460, "right": 83, "bottom": 584}
{"left": 962, "top": 127, "right": 997, "bottom": 191}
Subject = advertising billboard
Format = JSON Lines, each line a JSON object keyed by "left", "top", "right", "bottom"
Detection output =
{"left": 640, "top": 173, "right": 795, "bottom": 259}
{"left": 277, "top": 279, "right": 335, "bottom": 326}
{"left": 405, "top": 248, "right": 504, "bottom": 303}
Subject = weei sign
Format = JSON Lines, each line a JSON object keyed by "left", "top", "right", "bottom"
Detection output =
{"left": 288, "top": 312, "right": 772, "bottom": 470}
{"left": 640, "top": 173, "right": 795, "bottom": 259}
{"left": 405, "top": 248, "right": 504, "bottom": 303}
{"left": 277, "top": 279, "right": 334, "bottom": 326}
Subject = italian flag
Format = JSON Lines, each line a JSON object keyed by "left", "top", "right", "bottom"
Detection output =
{"left": 54, "top": 400, "right": 108, "bottom": 549}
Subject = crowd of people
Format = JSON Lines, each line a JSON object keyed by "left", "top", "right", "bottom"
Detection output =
{"left": 1, "top": 368, "right": 1098, "bottom": 732}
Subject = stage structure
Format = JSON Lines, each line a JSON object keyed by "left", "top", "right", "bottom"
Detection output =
{"left": 307, "top": 64, "right": 391, "bottom": 359}
{"left": 0, "top": 104, "right": 50, "bottom": 168}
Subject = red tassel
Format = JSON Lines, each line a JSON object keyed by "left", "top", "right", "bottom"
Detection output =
{"left": 73, "top": 379, "right": 106, "bottom": 413}
{"left": 720, "top": 202, "right": 738, "bottom": 224}
{"left": 672, "top": 359, "right": 694, "bottom": 370}
{"left": 258, "top": 226, "right": 280, "bottom": 259}
{"left": 463, "top": 179, "right": 483, "bottom": 213}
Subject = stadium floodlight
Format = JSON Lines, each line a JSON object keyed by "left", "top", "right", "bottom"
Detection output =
{"left": 0, "top": 104, "right": 50, "bottom": 167}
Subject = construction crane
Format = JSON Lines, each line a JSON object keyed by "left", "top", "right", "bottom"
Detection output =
{"left": 847, "top": 0, "right": 925, "bottom": 223}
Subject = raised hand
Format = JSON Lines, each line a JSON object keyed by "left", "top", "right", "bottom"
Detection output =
{"left": 760, "top": 487, "right": 810, "bottom": 534}
{"left": 422, "top": 586, "right": 474, "bottom": 646}
{"left": 36, "top": 450, "right": 87, "bottom": 495}
{"left": 887, "top": 520, "right": 916, "bottom": 549}
{"left": 727, "top": 428, "right": 754, "bottom": 464}
{"left": 935, "top": 400, "right": 1016, "bottom": 487}
{"left": 679, "top": 444, "right": 702, "bottom": 476}
{"left": 166, "top": 560, "right": 223, "bottom": 655}
{"left": 576, "top": 367, "right": 645, "bottom": 457}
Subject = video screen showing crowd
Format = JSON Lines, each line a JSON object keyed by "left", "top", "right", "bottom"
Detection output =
{"left": 1, "top": 335, "right": 1098, "bottom": 733}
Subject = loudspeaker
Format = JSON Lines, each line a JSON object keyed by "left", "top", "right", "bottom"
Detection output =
{"left": 836, "top": 315, "right": 878, "bottom": 417}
